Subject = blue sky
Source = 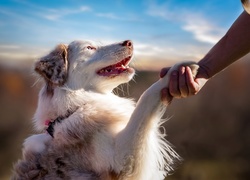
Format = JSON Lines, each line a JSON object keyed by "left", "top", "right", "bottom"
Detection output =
{"left": 0, "top": 0, "right": 244, "bottom": 70}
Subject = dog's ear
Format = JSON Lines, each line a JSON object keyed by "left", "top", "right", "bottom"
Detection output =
{"left": 35, "top": 44, "right": 68, "bottom": 86}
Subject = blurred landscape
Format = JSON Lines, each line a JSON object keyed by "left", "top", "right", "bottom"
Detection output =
{"left": 0, "top": 54, "right": 250, "bottom": 180}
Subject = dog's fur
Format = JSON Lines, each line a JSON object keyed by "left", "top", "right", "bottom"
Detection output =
{"left": 12, "top": 40, "right": 198, "bottom": 180}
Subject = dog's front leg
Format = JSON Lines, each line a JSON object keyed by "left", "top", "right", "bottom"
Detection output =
{"left": 115, "top": 62, "right": 199, "bottom": 178}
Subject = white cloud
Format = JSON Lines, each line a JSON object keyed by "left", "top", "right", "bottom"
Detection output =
{"left": 96, "top": 13, "right": 119, "bottom": 19}
{"left": 12, "top": 0, "right": 92, "bottom": 21}
{"left": 146, "top": 1, "right": 225, "bottom": 45}
{"left": 40, "top": 6, "right": 92, "bottom": 21}
{"left": 134, "top": 40, "right": 205, "bottom": 63}
{"left": 146, "top": 0, "right": 185, "bottom": 22}
{"left": 135, "top": 43, "right": 170, "bottom": 56}
{"left": 0, "top": 43, "right": 49, "bottom": 62}
{"left": 182, "top": 14, "right": 225, "bottom": 44}
{"left": 0, "top": 45, "right": 20, "bottom": 49}
{"left": 95, "top": 12, "right": 143, "bottom": 22}
{"left": 80, "top": 6, "right": 92, "bottom": 12}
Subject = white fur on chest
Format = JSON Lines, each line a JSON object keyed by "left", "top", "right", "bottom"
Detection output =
{"left": 34, "top": 87, "right": 135, "bottom": 132}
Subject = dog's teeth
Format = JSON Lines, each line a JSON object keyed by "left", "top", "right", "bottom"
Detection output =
{"left": 121, "top": 65, "right": 126, "bottom": 68}
{"left": 105, "top": 69, "right": 112, "bottom": 73}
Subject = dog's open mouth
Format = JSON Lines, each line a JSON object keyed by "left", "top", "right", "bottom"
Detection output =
{"left": 97, "top": 56, "right": 133, "bottom": 76}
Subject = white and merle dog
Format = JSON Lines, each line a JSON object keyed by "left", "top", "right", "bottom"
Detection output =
{"left": 12, "top": 40, "right": 198, "bottom": 180}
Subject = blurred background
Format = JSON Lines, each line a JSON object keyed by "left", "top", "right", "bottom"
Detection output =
{"left": 0, "top": 0, "right": 250, "bottom": 179}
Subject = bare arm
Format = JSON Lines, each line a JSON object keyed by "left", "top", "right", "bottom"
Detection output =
{"left": 161, "top": 11, "right": 250, "bottom": 98}
{"left": 200, "top": 11, "right": 250, "bottom": 78}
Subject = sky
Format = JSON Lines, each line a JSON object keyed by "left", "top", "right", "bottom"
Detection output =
{"left": 0, "top": 0, "right": 244, "bottom": 70}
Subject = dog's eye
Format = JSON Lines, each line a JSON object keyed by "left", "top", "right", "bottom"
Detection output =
{"left": 86, "top": 46, "right": 96, "bottom": 50}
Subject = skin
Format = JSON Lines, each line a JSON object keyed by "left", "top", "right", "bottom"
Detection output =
{"left": 160, "top": 11, "right": 250, "bottom": 100}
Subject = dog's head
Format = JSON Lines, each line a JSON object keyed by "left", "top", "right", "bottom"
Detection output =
{"left": 35, "top": 40, "right": 135, "bottom": 94}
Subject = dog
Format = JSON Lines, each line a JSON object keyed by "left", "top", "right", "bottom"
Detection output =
{"left": 12, "top": 40, "right": 198, "bottom": 180}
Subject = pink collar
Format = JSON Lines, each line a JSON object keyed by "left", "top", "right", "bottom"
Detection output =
{"left": 45, "top": 119, "right": 51, "bottom": 126}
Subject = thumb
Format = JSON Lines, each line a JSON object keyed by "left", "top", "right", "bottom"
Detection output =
{"left": 160, "top": 67, "right": 171, "bottom": 78}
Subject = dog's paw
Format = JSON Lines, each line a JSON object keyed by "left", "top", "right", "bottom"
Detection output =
{"left": 23, "top": 133, "right": 51, "bottom": 154}
{"left": 170, "top": 61, "right": 199, "bottom": 78}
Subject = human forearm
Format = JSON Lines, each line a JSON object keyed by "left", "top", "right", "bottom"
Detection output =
{"left": 198, "top": 11, "right": 250, "bottom": 78}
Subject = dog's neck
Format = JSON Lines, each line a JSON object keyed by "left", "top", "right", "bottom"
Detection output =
{"left": 34, "top": 86, "right": 79, "bottom": 131}
{"left": 33, "top": 85, "right": 119, "bottom": 132}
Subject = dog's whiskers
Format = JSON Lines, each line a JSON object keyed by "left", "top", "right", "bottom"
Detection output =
{"left": 113, "top": 84, "right": 126, "bottom": 96}
{"left": 31, "top": 77, "right": 42, "bottom": 88}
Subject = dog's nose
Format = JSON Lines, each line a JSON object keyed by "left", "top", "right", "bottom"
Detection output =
{"left": 122, "top": 40, "right": 133, "bottom": 47}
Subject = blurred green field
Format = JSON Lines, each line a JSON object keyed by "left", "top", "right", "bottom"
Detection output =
{"left": 0, "top": 57, "right": 250, "bottom": 179}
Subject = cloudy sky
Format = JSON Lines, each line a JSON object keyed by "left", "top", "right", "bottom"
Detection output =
{"left": 0, "top": 0, "right": 244, "bottom": 70}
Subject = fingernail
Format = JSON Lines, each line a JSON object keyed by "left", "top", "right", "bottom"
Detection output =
{"left": 180, "top": 66, "right": 185, "bottom": 74}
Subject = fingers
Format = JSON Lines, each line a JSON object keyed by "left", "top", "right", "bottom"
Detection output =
{"left": 169, "top": 70, "right": 182, "bottom": 98}
{"left": 179, "top": 66, "right": 189, "bottom": 98}
{"left": 169, "top": 66, "right": 199, "bottom": 98}
{"left": 186, "top": 66, "right": 199, "bottom": 95}
{"left": 160, "top": 64, "right": 204, "bottom": 100}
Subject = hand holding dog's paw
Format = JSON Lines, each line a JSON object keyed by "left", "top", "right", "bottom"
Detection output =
{"left": 160, "top": 61, "right": 207, "bottom": 99}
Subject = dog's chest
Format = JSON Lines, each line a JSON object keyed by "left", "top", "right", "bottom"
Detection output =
{"left": 83, "top": 93, "right": 135, "bottom": 123}
{"left": 45, "top": 97, "right": 136, "bottom": 174}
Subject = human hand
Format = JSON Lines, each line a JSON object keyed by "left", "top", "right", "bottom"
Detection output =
{"left": 160, "top": 65, "right": 208, "bottom": 99}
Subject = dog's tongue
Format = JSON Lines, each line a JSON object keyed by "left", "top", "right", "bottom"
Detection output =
{"left": 97, "top": 56, "right": 131, "bottom": 76}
